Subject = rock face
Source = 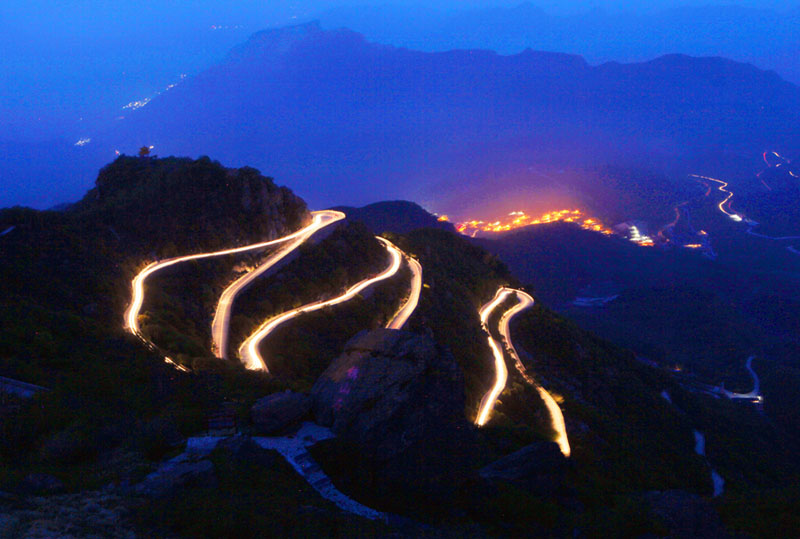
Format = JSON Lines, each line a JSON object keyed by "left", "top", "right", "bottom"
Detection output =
{"left": 479, "top": 441, "right": 566, "bottom": 496}
{"left": 312, "top": 329, "right": 475, "bottom": 488}
{"left": 312, "top": 329, "right": 465, "bottom": 458}
{"left": 251, "top": 390, "right": 312, "bottom": 434}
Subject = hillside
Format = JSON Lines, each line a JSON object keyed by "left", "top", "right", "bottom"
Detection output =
{"left": 334, "top": 200, "right": 454, "bottom": 234}
{"left": 2, "top": 157, "right": 800, "bottom": 535}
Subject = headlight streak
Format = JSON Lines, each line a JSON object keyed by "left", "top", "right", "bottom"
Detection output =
{"left": 475, "top": 288, "right": 512, "bottom": 427}
{"left": 211, "top": 211, "right": 345, "bottom": 359}
{"left": 124, "top": 210, "right": 344, "bottom": 368}
{"left": 475, "top": 287, "right": 571, "bottom": 457}
{"left": 237, "top": 237, "right": 411, "bottom": 372}
{"left": 691, "top": 174, "right": 743, "bottom": 222}
{"left": 386, "top": 254, "right": 422, "bottom": 330}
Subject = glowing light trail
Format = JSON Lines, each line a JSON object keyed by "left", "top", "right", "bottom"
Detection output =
{"left": 475, "top": 288, "right": 512, "bottom": 427}
{"left": 496, "top": 289, "right": 571, "bottom": 456}
{"left": 690, "top": 175, "right": 742, "bottom": 222}
{"left": 720, "top": 356, "right": 761, "bottom": 401}
{"left": 386, "top": 254, "right": 422, "bottom": 330}
{"left": 238, "top": 237, "right": 409, "bottom": 372}
{"left": 211, "top": 211, "right": 345, "bottom": 358}
{"left": 125, "top": 210, "right": 343, "bottom": 340}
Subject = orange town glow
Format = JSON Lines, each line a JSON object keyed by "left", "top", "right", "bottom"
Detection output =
{"left": 456, "top": 209, "right": 615, "bottom": 237}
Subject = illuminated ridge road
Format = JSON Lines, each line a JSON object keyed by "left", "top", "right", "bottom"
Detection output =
{"left": 124, "top": 210, "right": 344, "bottom": 354}
{"left": 497, "top": 290, "right": 571, "bottom": 457}
{"left": 475, "top": 287, "right": 571, "bottom": 456}
{"left": 691, "top": 172, "right": 800, "bottom": 249}
{"left": 386, "top": 254, "right": 422, "bottom": 330}
{"left": 690, "top": 175, "right": 743, "bottom": 222}
{"left": 720, "top": 356, "right": 762, "bottom": 401}
{"left": 211, "top": 211, "right": 345, "bottom": 359}
{"left": 475, "top": 289, "right": 512, "bottom": 427}
{"left": 238, "top": 237, "right": 414, "bottom": 372}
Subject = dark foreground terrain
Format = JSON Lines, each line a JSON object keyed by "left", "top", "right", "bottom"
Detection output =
{"left": 1, "top": 156, "right": 799, "bottom": 536}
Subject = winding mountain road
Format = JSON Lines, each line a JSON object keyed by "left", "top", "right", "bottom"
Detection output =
{"left": 721, "top": 356, "right": 761, "bottom": 400}
{"left": 210, "top": 210, "right": 345, "bottom": 358}
{"left": 125, "top": 210, "right": 343, "bottom": 337}
{"left": 387, "top": 254, "right": 422, "bottom": 330}
{"left": 475, "top": 287, "right": 571, "bottom": 456}
{"left": 126, "top": 209, "right": 422, "bottom": 375}
{"left": 690, "top": 174, "right": 743, "bottom": 222}
{"left": 475, "top": 288, "right": 511, "bottom": 427}
{"left": 238, "top": 236, "right": 417, "bottom": 372}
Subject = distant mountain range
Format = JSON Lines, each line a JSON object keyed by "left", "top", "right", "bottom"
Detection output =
{"left": 334, "top": 201, "right": 454, "bottom": 235}
{"left": 69, "top": 22, "right": 797, "bottom": 213}
{"left": 5, "top": 21, "right": 800, "bottom": 213}
{"left": 317, "top": 3, "right": 800, "bottom": 84}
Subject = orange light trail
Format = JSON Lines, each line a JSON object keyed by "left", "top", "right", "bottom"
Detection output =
{"left": 474, "top": 287, "right": 571, "bottom": 456}
{"left": 238, "top": 237, "right": 409, "bottom": 372}
{"left": 690, "top": 175, "right": 743, "bottom": 222}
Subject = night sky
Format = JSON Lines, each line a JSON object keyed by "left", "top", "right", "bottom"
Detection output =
{"left": 1, "top": 0, "right": 797, "bottom": 208}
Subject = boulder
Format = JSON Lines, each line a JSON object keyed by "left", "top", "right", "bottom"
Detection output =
{"left": 251, "top": 390, "right": 311, "bottom": 434}
{"left": 311, "top": 329, "right": 476, "bottom": 489}
{"left": 479, "top": 441, "right": 566, "bottom": 496}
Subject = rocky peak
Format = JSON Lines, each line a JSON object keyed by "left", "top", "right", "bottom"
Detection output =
{"left": 312, "top": 329, "right": 467, "bottom": 461}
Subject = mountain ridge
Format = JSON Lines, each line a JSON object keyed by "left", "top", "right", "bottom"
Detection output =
{"left": 79, "top": 23, "right": 800, "bottom": 215}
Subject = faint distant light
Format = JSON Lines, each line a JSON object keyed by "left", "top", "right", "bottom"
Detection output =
{"left": 121, "top": 74, "right": 187, "bottom": 112}
{"left": 437, "top": 215, "right": 450, "bottom": 222}
{"left": 115, "top": 150, "right": 120, "bottom": 155}
{"left": 123, "top": 97, "right": 151, "bottom": 111}
{"left": 74, "top": 137, "right": 91, "bottom": 146}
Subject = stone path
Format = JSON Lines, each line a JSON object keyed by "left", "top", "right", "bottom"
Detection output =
{"left": 184, "top": 423, "right": 387, "bottom": 522}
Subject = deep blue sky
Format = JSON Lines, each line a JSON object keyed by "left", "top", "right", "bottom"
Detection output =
{"left": 2, "top": 0, "right": 795, "bottom": 140}
{"left": 1, "top": 1, "right": 798, "bottom": 208}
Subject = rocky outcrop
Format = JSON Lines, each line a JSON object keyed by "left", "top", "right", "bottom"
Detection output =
{"left": 479, "top": 441, "right": 566, "bottom": 496}
{"left": 312, "top": 330, "right": 465, "bottom": 458}
{"left": 251, "top": 390, "right": 312, "bottom": 434}
{"left": 311, "top": 329, "right": 476, "bottom": 489}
